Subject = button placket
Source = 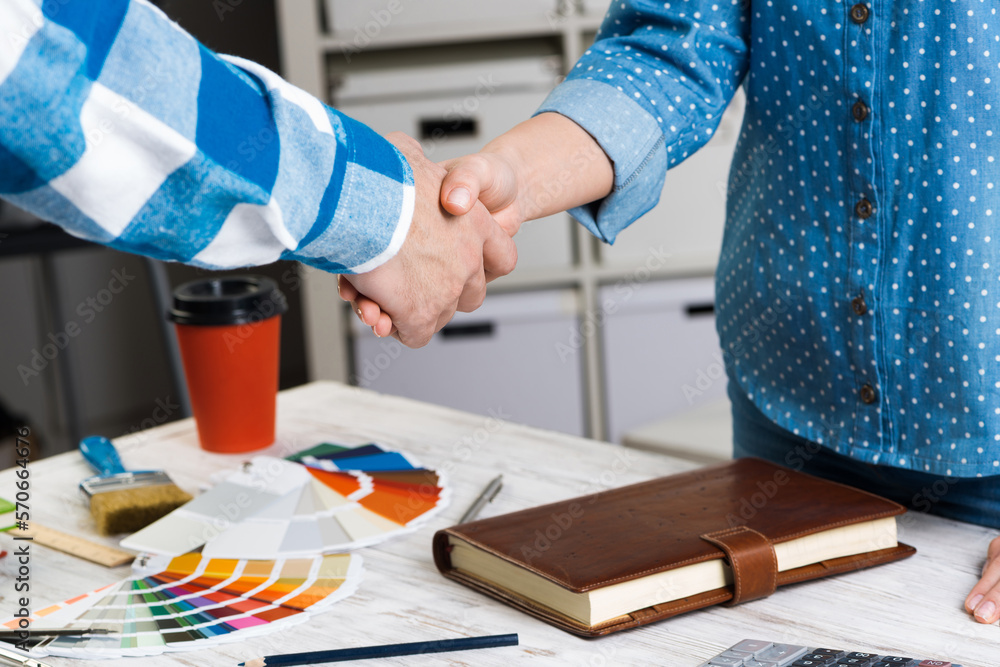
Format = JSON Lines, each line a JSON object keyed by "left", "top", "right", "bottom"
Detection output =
{"left": 844, "top": 3, "right": 880, "bottom": 418}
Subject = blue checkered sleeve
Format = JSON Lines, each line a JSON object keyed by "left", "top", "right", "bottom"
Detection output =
{"left": 0, "top": 0, "right": 414, "bottom": 274}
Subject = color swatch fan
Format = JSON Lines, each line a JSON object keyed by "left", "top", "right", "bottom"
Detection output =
{"left": 121, "top": 443, "right": 449, "bottom": 558}
{"left": 2, "top": 552, "right": 362, "bottom": 659}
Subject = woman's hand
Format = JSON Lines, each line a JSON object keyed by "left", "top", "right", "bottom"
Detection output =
{"left": 965, "top": 535, "right": 1000, "bottom": 623}
{"left": 439, "top": 151, "right": 523, "bottom": 236}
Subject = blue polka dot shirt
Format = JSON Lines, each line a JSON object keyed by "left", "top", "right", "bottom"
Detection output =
{"left": 538, "top": 1, "right": 1000, "bottom": 477}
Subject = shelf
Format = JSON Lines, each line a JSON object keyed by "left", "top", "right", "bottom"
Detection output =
{"left": 319, "top": 14, "right": 604, "bottom": 53}
{"left": 488, "top": 257, "right": 716, "bottom": 293}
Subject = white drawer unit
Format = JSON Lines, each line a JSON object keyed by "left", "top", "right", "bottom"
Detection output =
{"left": 332, "top": 56, "right": 575, "bottom": 271}
{"left": 326, "top": 0, "right": 560, "bottom": 38}
{"left": 599, "top": 277, "right": 727, "bottom": 445}
{"left": 621, "top": 397, "right": 733, "bottom": 465}
{"left": 324, "top": 0, "right": 561, "bottom": 34}
{"left": 351, "top": 289, "right": 586, "bottom": 436}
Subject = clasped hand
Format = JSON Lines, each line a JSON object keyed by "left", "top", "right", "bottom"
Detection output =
{"left": 337, "top": 133, "right": 518, "bottom": 347}
{"left": 339, "top": 113, "right": 606, "bottom": 343}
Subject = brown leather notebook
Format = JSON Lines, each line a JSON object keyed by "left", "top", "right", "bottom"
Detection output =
{"left": 433, "top": 457, "right": 915, "bottom": 637}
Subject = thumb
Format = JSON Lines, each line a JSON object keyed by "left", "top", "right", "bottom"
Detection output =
{"left": 440, "top": 153, "right": 517, "bottom": 216}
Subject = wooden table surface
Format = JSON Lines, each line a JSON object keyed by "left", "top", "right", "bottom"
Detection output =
{"left": 0, "top": 381, "right": 996, "bottom": 666}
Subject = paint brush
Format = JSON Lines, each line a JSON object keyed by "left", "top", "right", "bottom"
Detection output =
{"left": 78, "top": 435, "right": 192, "bottom": 535}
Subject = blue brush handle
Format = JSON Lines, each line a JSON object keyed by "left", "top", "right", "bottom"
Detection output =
{"left": 79, "top": 435, "right": 127, "bottom": 476}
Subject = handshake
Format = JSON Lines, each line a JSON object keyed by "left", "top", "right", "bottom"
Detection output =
{"left": 336, "top": 132, "right": 521, "bottom": 348}
{"left": 338, "top": 114, "right": 614, "bottom": 347}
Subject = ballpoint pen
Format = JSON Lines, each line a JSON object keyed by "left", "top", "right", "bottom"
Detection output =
{"left": 458, "top": 474, "right": 503, "bottom": 524}
{"left": 0, "top": 630, "right": 110, "bottom": 640}
{"left": 0, "top": 643, "right": 53, "bottom": 667}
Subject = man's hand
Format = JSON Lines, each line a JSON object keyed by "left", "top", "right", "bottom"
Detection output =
{"left": 966, "top": 536, "right": 1000, "bottom": 623}
{"left": 338, "top": 133, "right": 517, "bottom": 348}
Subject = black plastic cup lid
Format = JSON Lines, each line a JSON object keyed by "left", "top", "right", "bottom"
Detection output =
{"left": 168, "top": 275, "right": 288, "bottom": 326}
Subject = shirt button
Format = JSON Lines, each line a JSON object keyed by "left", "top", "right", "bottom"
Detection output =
{"left": 850, "top": 3, "right": 870, "bottom": 24}
{"left": 860, "top": 384, "right": 877, "bottom": 404}
{"left": 852, "top": 100, "right": 869, "bottom": 122}
{"left": 851, "top": 294, "right": 868, "bottom": 315}
{"left": 854, "top": 198, "right": 875, "bottom": 219}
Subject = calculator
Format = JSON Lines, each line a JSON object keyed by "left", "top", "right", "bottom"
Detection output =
{"left": 697, "top": 639, "right": 961, "bottom": 666}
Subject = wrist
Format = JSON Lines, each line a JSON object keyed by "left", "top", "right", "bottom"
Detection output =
{"left": 481, "top": 142, "right": 530, "bottom": 226}
{"left": 486, "top": 113, "right": 614, "bottom": 222}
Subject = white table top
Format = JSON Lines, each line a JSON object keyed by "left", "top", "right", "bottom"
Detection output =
{"left": 0, "top": 381, "right": 995, "bottom": 666}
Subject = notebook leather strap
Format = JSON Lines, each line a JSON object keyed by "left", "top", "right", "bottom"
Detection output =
{"left": 701, "top": 526, "right": 777, "bottom": 605}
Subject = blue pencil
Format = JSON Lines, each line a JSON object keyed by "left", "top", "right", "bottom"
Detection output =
{"left": 240, "top": 633, "right": 519, "bottom": 666}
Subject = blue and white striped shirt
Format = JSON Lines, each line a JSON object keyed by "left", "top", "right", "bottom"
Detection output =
{"left": 0, "top": 0, "right": 414, "bottom": 274}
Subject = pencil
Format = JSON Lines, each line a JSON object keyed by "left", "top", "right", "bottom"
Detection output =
{"left": 240, "top": 633, "right": 519, "bottom": 666}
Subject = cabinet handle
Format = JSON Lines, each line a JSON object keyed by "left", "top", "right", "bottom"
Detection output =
{"left": 440, "top": 322, "right": 494, "bottom": 339}
{"left": 684, "top": 303, "right": 715, "bottom": 317}
{"left": 420, "top": 117, "right": 478, "bottom": 140}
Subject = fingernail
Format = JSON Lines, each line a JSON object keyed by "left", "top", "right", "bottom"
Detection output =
{"left": 975, "top": 600, "right": 995, "bottom": 621}
{"left": 447, "top": 187, "right": 471, "bottom": 209}
{"left": 969, "top": 594, "right": 984, "bottom": 610}
{"left": 372, "top": 326, "right": 381, "bottom": 338}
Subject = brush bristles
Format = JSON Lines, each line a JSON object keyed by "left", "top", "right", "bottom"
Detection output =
{"left": 89, "top": 484, "right": 192, "bottom": 535}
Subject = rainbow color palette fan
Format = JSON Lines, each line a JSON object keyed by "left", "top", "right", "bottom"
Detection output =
{"left": 1, "top": 552, "right": 361, "bottom": 659}
{"left": 121, "top": 443, "right": 449, "bottom": 558}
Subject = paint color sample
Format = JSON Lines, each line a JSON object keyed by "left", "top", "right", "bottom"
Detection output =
{"left": 118, "top": 443, "right": 449, "bottom": 559}
{"left": 120, "top": 461, "right": 312, "bottom": 555}
{"left": 0, "top": 553, "right": 362, "bottom": 660}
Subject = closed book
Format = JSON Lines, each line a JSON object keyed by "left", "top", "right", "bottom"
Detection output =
{"left": 432, "top": 457, "right": 915, "bottom": 637}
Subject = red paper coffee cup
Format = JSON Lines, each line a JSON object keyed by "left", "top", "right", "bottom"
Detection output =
{"left": 168, "top": 276, "right": 288, "bottom": 453}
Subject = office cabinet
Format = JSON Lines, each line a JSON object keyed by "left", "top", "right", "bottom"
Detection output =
{"left": 599, "top": 277, "right": 727, "bottom": 445}
{"left": 351, "top": 290, "right": 586, "bottom": 436}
